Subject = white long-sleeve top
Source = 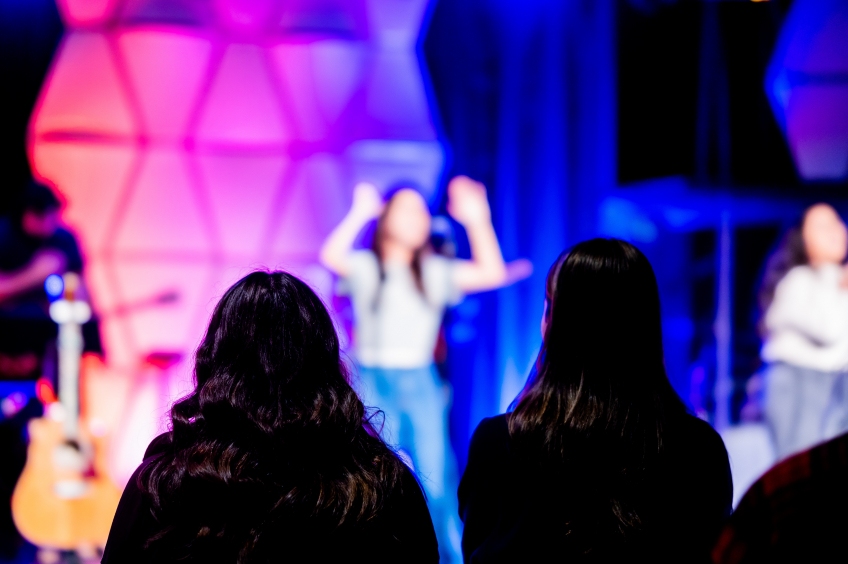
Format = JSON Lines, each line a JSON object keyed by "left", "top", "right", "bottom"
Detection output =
{"left": 761, "top": 264, "right": 848, "bottom": 372}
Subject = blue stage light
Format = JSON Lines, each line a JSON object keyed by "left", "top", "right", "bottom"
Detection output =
{"left": 45, "top": 274, "right": 63, "bottom": 300}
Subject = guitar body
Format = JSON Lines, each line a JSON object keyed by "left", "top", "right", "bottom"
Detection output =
{"left": 12, "top": 416, "right": 121, "bottom": 550}
{"left": 11, "top": 273, "right": 122, "bottom": 551}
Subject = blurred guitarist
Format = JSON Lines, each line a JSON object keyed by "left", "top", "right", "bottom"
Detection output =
{"left": 0, "top": 180, "right": 98, "bottom": 560}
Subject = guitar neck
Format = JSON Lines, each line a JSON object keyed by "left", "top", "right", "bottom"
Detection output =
{"left": 48, "top": 274, "right": 91, "bottom": 443}
{"left": 57, "top": 320, "right": 83, "bottom": 441}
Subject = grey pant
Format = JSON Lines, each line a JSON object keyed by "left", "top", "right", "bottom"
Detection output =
{"left": 764, "top": 363, "right": 848, "bottom": 460}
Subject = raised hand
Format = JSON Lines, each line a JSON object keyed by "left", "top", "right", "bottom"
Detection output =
{"left": 447, "top": 176, "right": 491, "bottom": 227}
{"left": 349, "top": 182, "right": 384, "bottom": 222}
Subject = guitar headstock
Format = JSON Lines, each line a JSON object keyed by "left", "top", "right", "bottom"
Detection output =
{"left": 48, "top": 273, "right": 91, "bottom": 325}
{"left": 62, "top": 272, "right": 82, "bottom": 302}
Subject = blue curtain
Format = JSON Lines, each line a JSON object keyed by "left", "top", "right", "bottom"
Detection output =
{"left": 424, "top": 0, "right": 616, "bottom": 470}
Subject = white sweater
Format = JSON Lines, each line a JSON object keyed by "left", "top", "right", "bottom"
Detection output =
{"left": 762, "top": 264, "right": 848, "bottom": 372}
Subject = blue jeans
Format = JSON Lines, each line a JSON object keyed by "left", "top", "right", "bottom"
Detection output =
{"left": 357, "top": 365, "right": 462, "bottom": 564}
{"left": 764, "top": 362, "right": 848, "bottom": 460}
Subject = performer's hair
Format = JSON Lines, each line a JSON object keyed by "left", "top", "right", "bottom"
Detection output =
{"left": 17, "top": 180, "right": 61, "bottom": 218}
{"left": 758, "top": 217, "right": 809, "bottom": 332}
{"left": 139, "top": 271, "right": 405, "bottom": 562}
{"left": 370, "top": 183, "right": 431, "bottom": 308}
{"left": 509, "top": 239, "right": 687, "bottom": 556}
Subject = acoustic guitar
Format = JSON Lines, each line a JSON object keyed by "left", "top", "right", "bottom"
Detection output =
{"left": 11, "top": 273, "right": 121, "bottom": 551}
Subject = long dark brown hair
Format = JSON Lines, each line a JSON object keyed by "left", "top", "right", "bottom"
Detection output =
{"left": 509, "top": 239, "right": 687, "bottom": 557}
{"left": 758, "top": 220, "right": 808, "bottom": 333}
{"left": 139, "top": 271, "right": 406, "bottom": 562}
{"left": 370, "top": 185, "right": 431, "bottom": 306}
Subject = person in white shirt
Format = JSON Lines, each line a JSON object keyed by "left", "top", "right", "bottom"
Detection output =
{"left": 320, "top": 176, "right": 508, "bottom": 564}
{"left": 759, "top": 203, "right": 848, "bottom": 460}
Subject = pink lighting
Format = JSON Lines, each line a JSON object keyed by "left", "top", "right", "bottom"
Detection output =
{"left": 195, "top": 43, "right": 290, "bottom": 147}
{"left": 56, "top": 0, "right": 121, "bottom": 27}
{"left": 213, "top": 0, "right": 279, "bottom": 33}
{"left": 117, "top": 30, "right": 213, "bottom": 141}
{"left": 34, "top": 33, "right": 136, "bottom": 139}
{"left": 113, "top": 151, "right": 213, "bottom": 255}
{"left": 196, "top": 153, "right": 289, "bottom": 256}
{"left": 29, "top": 0, "right": 443, "bottom": 483}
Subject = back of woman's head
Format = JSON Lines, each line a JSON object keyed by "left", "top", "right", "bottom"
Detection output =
{"left": 141, "top": 271, "right": 404, "bottom": 562}
{"left": 511, "top": 239, "right": 686, "bottom": 554}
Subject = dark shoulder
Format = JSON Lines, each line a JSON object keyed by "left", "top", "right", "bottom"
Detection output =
{"left": 667, "top": 414, "right": 727, "bottom": 453}
{"left": 472, "top": 414, "right": 510, "bottom": 443}
{"left": 662, "top": 414, "right": 731, "bottom": 488}
{"left": 143, "top": 432, "right": 173, "bottom": 461}
{"left": 383, "top": 462, "right": 439, "bottom": 562}
{"left": 467, "top": 414, "right": 511, "bottom": 463}
{"left": 397, "top": 460, "right": 426, "bottom": 497}
{"left": 713, "top": 433, "right": 848, "bottom": 562}
{"left": 758, "top": 430, "right": 848, "bottom": 496}
{"left": 664, "top": 414, "right": 732, "bottom": 498}
{"left": 102, "top": 437, "right": 169, "bottom": 563}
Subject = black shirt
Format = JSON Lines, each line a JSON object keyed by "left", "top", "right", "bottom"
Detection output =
{"left": 102, "top": 434, "right": 440, "bottom": 564}
{"left": 0, "top": 218, "right": 83, "bottom": 274}
{"left": 459, "top": 414, "right": 733, "bottom": 564}
{"left": 0, "top": 219, "right": 87, "bottom": 359}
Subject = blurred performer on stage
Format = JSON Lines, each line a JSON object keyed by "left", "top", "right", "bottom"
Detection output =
{"left": 759, "top": 203, "right": 848, "bottom": 460}
{"left": 320, "top": 176, "right": 507, "bottom": 563}
{"left": 0, "top": 183, "right": 85, "bottom": 367}
{"left": 0, "top": 181, "right": 85, "bottom": 560}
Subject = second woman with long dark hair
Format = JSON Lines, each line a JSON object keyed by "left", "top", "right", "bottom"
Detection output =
{"left": 459, "top": 239, "right": 732, "bottom": 563}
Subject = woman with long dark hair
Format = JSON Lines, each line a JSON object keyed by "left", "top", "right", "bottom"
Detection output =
{"left": 759, "top": 203, "right": 848, "bottom": 460}
{"left": 459, "top": 239, "right": 732, "bottom": 563}
{"left": 101, "top": 271, "right": 438, "bottom": 563}
{"left": 320, "top": 176, "right": 508, "bottom": 563}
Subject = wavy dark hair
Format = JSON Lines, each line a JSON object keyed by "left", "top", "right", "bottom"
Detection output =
{"left": 139, "top": 271, "right": 405, "bottom": 562}
{"left": 509, "top": 239, "right": 687, "bottom": 556}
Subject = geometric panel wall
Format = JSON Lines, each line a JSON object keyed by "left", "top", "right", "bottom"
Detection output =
{"left": 30, "top": 0, "right": 442, "bottom": 482}
{"left": 767, "top": 0, "right": 848, "bottom": 181}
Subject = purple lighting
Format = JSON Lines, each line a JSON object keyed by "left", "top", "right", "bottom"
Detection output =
{"left": 29, "top": 0, "right": 443, "bottom": 483}
{"left": 767, "top": 0, "right": 848, "bottom": 181}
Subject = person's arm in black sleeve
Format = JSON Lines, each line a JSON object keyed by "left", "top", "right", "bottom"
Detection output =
{"left": 459, "top": 416, "right": 507, "bottom": 563}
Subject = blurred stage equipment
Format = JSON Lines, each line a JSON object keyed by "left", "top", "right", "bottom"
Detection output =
{"left": 28, "top": 0, "right": 444, "bottom": 482}
{"left": 12, "top": 273, "right": 120, "bottom": 551}
{"left": 767, "top": 0, "right": 848, "bottom": 181}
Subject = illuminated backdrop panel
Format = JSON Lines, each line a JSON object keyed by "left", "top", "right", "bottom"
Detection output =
{"left": 30, "top": 0, "right": 443, "bottom": 482}
{"left": 768, "top": 0, "right": 848, "bottom": 181}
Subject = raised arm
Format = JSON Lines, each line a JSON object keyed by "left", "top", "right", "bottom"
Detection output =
{"left": 448, "top": 176, "right": 507, "bottom": 293}
{"left": 319, "top": 183, "right": 384, "bottom": 277}
{"left": 0, "top": 250, "right": 66, "bottom": 304}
